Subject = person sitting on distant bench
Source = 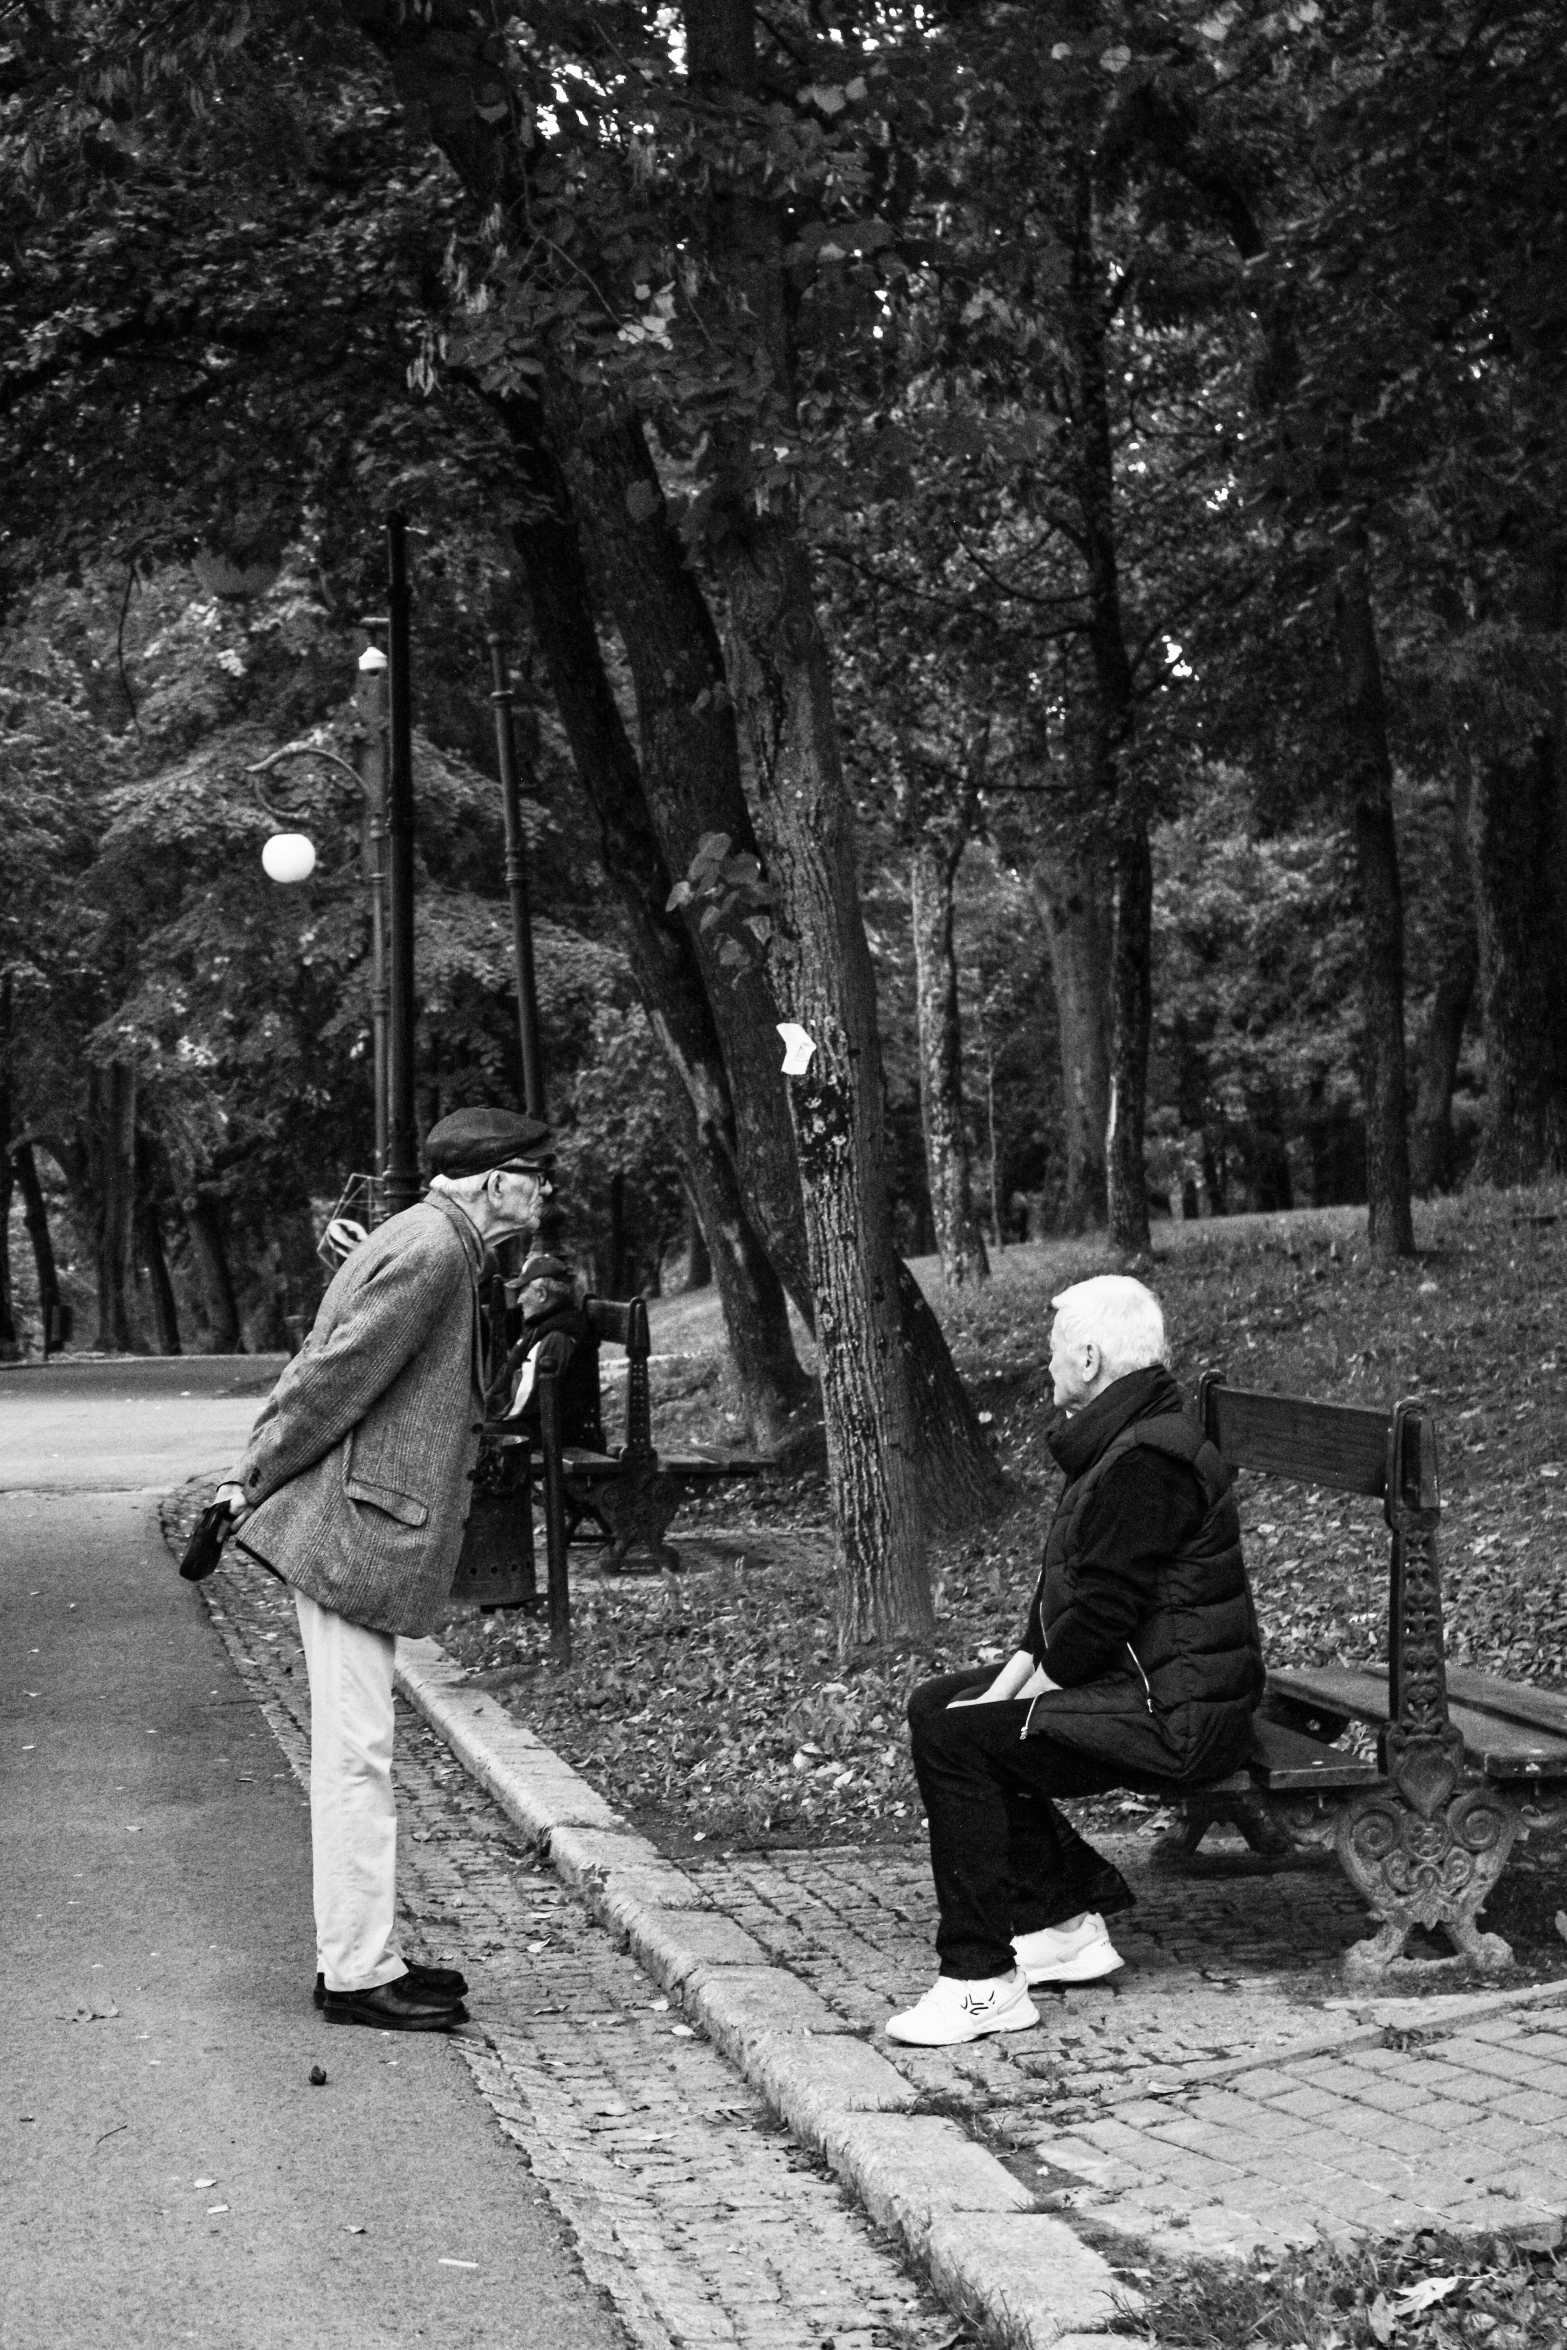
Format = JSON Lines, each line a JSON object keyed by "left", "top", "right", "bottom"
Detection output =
{"left": 501, "top": 1253, "right": 603, "bottom": 1450}
{"left": 886, "top": 1274, "right": 1264, "bottom": 2048}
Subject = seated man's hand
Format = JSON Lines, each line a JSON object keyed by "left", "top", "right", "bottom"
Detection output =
{"left": 214, "top": 1480, "right": 251, "bottom": 1526}
{"left": 948, "top": 1649, "right": 1058, "bottom": 1707}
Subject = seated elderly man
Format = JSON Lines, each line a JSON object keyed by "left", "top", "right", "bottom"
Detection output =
{"left": 888, "top": 1275, "right": 1263, "bottom": 2047}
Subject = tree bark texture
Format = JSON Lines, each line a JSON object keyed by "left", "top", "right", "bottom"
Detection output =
{"left": 1027, "top": 826, "right": 1113, "bottom": 1231}
{"left": 183, "top": 1191, "right": 241, "bottom": 1352}
{"left": 553, "top": 409, "right": 813, "bottom": 1314}
{"left": 89, "top": 1062, "right": 139, "bottom": 1352}
{"left": 1465, "top": 557, "right": 1567, "bottom": 1186}
{"left": 138, "top": 1197, "right": 182, "bottom": 1355}
{"left": 508, "top": 440, "right": 814, "bottom": 1446}
{"left": 907, "top": 798, "right": 989, "bottom": 1287}
{"left": 1065, "top": 175, "right": 1149, "bottom": 1257}
{"left": 14, "top": 1143, "right": 63, "bottom": 1353}
{"left": 1334, "top": 548, "right": 1415, "bottom": 1260}
{"left": 1410, "top": 762, "right": 1479, "bottom": 1196}
{"left": 686, "top": 0, "right": 948, "bottom": 1637}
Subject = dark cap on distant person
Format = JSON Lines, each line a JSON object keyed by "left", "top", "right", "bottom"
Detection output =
{"left": 519, "top": 1252, "right": 571, "bottom": 1287}
{"left": 425, "top": 1107, "right": 555, "bottom": 1178}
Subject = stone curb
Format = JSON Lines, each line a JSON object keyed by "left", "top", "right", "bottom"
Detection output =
{"left": 395, "top": 1635, "right": 1133, "bottom": 2349}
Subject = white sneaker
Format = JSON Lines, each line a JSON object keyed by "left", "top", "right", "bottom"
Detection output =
{"left": 885, "top": 1967, "right": 1039, "bottom": 2046}
{"left": 1012, "top": 1911, "right": 1124, "bottom": 1986}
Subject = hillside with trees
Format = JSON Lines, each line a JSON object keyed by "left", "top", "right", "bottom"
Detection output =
{"left": 3, "top": 0, "right": 1565, "bottom": 1638}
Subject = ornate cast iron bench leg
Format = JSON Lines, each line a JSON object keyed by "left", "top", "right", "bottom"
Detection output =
{"left": 1338, "top": 1403, "right": 1516, "bottom": 1974}
{"left": 1337, "top": 1774, "right": 1519, "bottom": 1974}
{"left": 576, "top": 1466, "right": 683, "bottom": 1575}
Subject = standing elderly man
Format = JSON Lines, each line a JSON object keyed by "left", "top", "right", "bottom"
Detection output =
{"left": 214, "top": 1107, "right": 554, "bottom": 2031}
{"left": 887, "top": 1275, "right": 1263, "bottom": 2047}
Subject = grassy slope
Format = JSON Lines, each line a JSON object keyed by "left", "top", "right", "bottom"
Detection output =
{"left": 441, "top": 1180, "right": 1567, "bottom": 1862}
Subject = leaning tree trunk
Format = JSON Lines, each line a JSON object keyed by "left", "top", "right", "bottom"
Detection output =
{"left": 183, "top": 1190, "right": 241, "bottom": 1352}
{"left": 1410, "top": 761, "right": 1479, "bottom": 1196}
{"left": 90, "top": 1062, "right": 139, "bottom": 1352}
{"left": 909, "top": 823, "right": 989, "bottom": 1287}
{"left": 555, "top": 407, "right": 813, "bottom": 1315}
{"left": 1027, "top": 824, "right": 1112, "bottom": 1232}
{"left": 13, "top": 1142, "right": 63, "bottom": 1352}
{"left": 509, "top": 439, "right": 814, "bottom": 1446}
{"left": 1334, "top": 542, "right": 1415, "bottom": 1260}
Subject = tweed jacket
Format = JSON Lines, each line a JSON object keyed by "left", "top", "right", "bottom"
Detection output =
{"left": 230, "top": 1192, "right": 486, "bottom": 1637}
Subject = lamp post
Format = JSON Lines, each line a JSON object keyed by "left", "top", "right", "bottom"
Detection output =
{"left": 487, "top": 631, "right": 545, "bottom": 1122}
{"left": 354, "top": 631, "right": 391, "bottom": 1192}
{"left": 382, "top": 515, "right": 420, "bottom": 1218}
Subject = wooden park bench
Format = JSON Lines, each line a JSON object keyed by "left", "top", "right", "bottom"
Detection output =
{"left": 452, "top": 1294, "right": 766, "bottom": 1662}
{"left": 1156, "top": 1373, "right": 1567, "bottom": 1976}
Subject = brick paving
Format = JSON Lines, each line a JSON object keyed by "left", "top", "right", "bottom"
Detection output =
{"left": 204, "top": 1551, "right": 1567, "bottom": 2284}
{"left": 204, "top": 1562, "right": 958, "bottom": 2350}
{"left": 684, "top": 1845, "right": 1567, "bottom": 2260}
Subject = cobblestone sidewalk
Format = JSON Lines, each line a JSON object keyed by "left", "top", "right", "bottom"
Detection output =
{"left": 199, "top": 1543, "right": 1567, "bottom": 2344}
{"left": 695, "top": 1845, "right": 1567, "bottom": 2262}
{"left": 201, "top": 1561, "right": 967, "bottom": 2350}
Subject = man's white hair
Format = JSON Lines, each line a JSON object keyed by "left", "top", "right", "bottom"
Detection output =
{"left": 429, "top": 1169, "right": 495, "bottom": 1201}
{"left": 1050, "top": 1275, "right": 1169, "bottom": 1377}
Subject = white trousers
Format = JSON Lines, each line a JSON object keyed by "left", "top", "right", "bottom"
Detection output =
{"left": 293, "top": 1590, "right": 405, "bottom": 1993}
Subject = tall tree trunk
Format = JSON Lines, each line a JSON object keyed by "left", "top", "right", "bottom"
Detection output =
{"left": 1466, "top": 558, "right": 1567, "bottom": 1186}
{"left": 554, "top": 409, "right": 813, "bottom": 1313}
{"left": 183, "top": 1190, "right": 241, "bottom": 1352}
{"left": 0, "top": 977, "right": 19, "bottom": 1360}
{"left": 1065, "top": 171, "right": 1148, "bottom": 1257}
{"left": 90, "top": 1062, "right": 139, "bottom": 1352}
{"left": 902, "top": 747, "right": 990, "bottom": 1288}
{"left": 1027, "top": 828, "right": 1112, "bottom": 1232}
{"left": 1334, "top": 542, "right": 1415, "bottom": 1260}
{"left": 13, "top": 1143, "right": 63, "bottom": 1353}
{"left": 909, "top": 829, "right": 988, "bottom": 1285}
{"left": 135, "top": 1152, "right": 182, "bottom": 1357}
{"left": 1410, "top": 762, "right": 1479, "bottom": 1196}
{"left": 509, "top": 439, "right": 814, "bottom": 1446}
{"left": 685, "top": 0, "right": 935, "bottom": 1641}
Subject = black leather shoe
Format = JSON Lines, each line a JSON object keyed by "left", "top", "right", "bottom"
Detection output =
{"left": 321, "top": 1979, "right": 470, "bottom": 2031}
{"left": 314, "top": 1960, "right": 468, "bottom": 2011}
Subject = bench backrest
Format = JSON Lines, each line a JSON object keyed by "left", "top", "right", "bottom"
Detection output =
{"left": 1196, "top": 1373, "right": 1439, "bottom": 1515}
{"left": 1197, "top": 1370, "right": 1448, "bottom": 1750}
{"left": 580, "top": 1294, "right": 654, "bottom": 1464}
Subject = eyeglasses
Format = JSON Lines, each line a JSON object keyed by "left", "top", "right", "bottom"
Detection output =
{"left": 496, "top": 1161, "right": 554, "bottom": 1191}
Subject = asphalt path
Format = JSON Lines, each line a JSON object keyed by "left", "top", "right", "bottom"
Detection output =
{"left": 1, "top": 1363, "right": 628, "bottom": 2350}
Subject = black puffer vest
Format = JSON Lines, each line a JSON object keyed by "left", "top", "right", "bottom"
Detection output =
{"left": 1025, "top": 1377, "right": 1264, "bottom": 1785}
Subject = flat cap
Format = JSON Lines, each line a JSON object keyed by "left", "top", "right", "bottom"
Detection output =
{"left": 425, "top": 1107, "right": 554, "bottom": 1178}
{"left": 519, "top": 1253, "right": 572, "bottom": 1286}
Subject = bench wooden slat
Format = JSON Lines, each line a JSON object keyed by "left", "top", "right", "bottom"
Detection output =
{"left": 660, "top": 1450, "right": 766, "bottom": 1477}
{"left": 1246, "top": 1714, "right": 1384, "bottom": 1792}
{"left": 1207, "top": 1386, "right": 1390, "bottom": 1495}
{"left": 1269, "top": 1664, "right": 1567, "bottom": 1778}
{"left": 1442, "top": 1663, "right": 1567, "bottom": 1740}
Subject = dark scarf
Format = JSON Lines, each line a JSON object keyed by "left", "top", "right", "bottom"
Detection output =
{"left": 1046, "top": 1363, "right": 1186, "bottom": 1482}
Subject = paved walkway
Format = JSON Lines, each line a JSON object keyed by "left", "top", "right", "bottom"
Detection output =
{"left": 202, "top": 1548, "right": 1567, "bottom": 2345}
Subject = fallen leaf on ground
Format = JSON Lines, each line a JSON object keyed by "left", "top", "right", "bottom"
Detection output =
{"left": 1393, "top": 2276, "right": 1458, "bottom": 2315}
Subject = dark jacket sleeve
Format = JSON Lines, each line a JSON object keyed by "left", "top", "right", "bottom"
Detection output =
{"left": 1025, "top": 1451, "right": 1206, "bottom": 1687}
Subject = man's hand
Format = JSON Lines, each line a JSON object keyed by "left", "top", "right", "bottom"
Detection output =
{"left": 948, "top": 1649, "right": 1057, "bottom": 1708}
{"left": 214, "top": 1480, "right": 251, "bottom": 1526}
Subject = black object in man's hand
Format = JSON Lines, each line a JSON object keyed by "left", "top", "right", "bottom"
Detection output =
{"left": 179, "top": 1501, "right": 234, "bottom": 1583}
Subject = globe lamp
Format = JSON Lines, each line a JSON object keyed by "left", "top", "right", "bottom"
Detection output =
{"left": 261, "top": 832, "right": 317, "bottom": 884}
